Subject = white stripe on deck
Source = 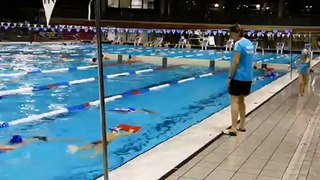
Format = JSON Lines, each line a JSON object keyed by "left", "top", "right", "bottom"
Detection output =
{"left": 281, "top": 101, "right": 320, "bottom": 180}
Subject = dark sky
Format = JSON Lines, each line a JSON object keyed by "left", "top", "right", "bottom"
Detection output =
{"left": 1, "top": 0, "right": 317, "bottom": 8}
{"left": 1, "top": 0, "right": 90, "bottom": 8}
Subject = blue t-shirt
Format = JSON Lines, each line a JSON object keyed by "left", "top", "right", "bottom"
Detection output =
{"left": 231, "top": 38, "right": 254, "bottom": 81}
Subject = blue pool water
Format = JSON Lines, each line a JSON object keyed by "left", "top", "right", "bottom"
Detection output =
{"left": 0, "top": 43, "right": 288, "bottom": 180}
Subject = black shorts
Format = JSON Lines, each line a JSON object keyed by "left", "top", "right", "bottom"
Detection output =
{"left": 228, "top": 79, "right": 252, "bottom": 96}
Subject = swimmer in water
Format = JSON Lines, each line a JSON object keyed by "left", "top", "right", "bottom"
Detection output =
{"left": 128, "top": 55, "right": 138, "bottom": 63}
{"left": 90, "top": 54, "right": 110, "bottom": 65}
{"left": 108, "top": 108, "right": 156, "bottom": 114}
{"left": 90, "top": 58, "right": 98, "bottom": 65}
{"left": 253, "top": 61, "right": 274, "bottom": 72}
{"left": 103, "top": 54, "right": 110, "bottom": 60}
{"left": 67, "top": 127, "right": 136, "bottom": 157}
{"left": 0, "top": 135, "right": 48, "bottom": 153}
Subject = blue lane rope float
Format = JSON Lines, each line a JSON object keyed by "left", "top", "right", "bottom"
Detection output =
{"left": 0, "top": 69, "right": 228, "bottom": 128}
{"left": 0, "top": 61, "right": 141, "bottom": 77}
{"left": 0, "top": 64, "right": 182, "bottom": 97}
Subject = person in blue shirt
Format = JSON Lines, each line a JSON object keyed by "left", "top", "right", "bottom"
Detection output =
{"left": 298, "top": 49, "right": 311, "bottom": 96}
{"left": 223, "top": 24, "right": 254, "bottom": 136}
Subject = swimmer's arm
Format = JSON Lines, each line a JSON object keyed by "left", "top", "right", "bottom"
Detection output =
{"left": 229, "top": 52, "right": 240, "bottom": 79}
{"left": 137, "top": 109, "right": 156, "bottom": 114}
{"left": 92, "top": 144, "right": 103, "bottom": 157}
{"left": 47, "top": 137, "right": 81, "bottom": 143}
{"left": 117, "top": 129, "right": 135, "bottom": 137}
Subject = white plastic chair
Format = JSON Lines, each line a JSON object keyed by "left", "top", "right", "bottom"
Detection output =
{"left": 276, "top": 42, "right": 285, "bottom": 54}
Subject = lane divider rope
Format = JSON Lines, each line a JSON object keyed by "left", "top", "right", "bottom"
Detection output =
{"left": 0, "top": 64, "right": 182, "bottom": 97}
{"left": 0, "top": 61, "right": 141, "bottom": 77}
{"left": 0, "top": 69, "right": 228, "bottom": 128}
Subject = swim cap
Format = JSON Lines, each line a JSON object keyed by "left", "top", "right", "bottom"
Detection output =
{"left": 9, "top": 135, "right": 23, "bottom": 145}
{"left": 302, "top": 49, "right": 309, "bottom": 55}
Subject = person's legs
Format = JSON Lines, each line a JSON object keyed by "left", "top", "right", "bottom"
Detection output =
{"left": 299, "top": 74, "right": 304, "bottom": 96}
{"left": 230, "top": 95, "right": 239, "bottom": 133}
{"left": 303, "top": 74, "right": 309, "bottom": 94}
{"left": 238, "top": 95, "right": 246, "bottom": 130}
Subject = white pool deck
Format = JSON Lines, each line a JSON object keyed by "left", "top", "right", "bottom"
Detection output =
{"left": 165, "top": 61, "right": 320, "bottom": 180}
{"left": 96, "top": 53, "right": 320, "bottom": 180}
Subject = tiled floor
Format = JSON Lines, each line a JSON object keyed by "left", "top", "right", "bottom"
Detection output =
{"left": 165, "top": 65, "right": 320, "bottom": 180}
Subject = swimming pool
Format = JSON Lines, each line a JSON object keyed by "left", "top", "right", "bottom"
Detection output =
{"left": 0, "top": 43, "right": 288, "bottom": 180}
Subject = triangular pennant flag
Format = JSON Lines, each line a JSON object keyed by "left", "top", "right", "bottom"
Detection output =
{"left": 172, "top": 30, "right": 175, "bottom": 34}
{"left": 93, "top": 28, "right": 97, "bottom": 33}
{"left": 88, "top": 0, "right": 93, "bottom": 20}
{"left": 13, "top": 23, "right": 17, "bottom": 27}
{"left": 19, "top": 23, "right": 24, "bottom": 27}
{"left": 43, "top": 27, "right": 48, "bottom": 31}
{"left": 76, "top": 27, "right": 81, "bottom": 32}
{"left": 33, "top": 24, "right": 37, "bottom": 27}
{"left": 42, "top": 0, "right": 57, "bottom": 26}
{"left": 84, "top": 27, "right": 89, "bottom": 32}
{"left": 36, "top": 27, "right": 40, "bottom": 31}
{"left": 48, "top": 25, "right": 51, "bottom": 28}
{"left": 51, "top": 27, "right": 55, "bottom": 31}
{"left": 4, "top": 26, "right": 9, "bottom": 30}
{"left": 28, "top": 27, "right": 32, "bottom": 31}
{"left": 55, "top": 25, "right": 58, "bottom": 28}
{"left": 41, "top": 24, "right": 44, "bottom": 28}
{"left": 0, "top": 22, "right": 4, "bottom": 26}
{"left": 101, "top": 27, "right": 106, "bottom": 33}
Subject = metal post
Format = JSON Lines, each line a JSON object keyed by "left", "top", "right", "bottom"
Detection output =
{"left": 290, "top": 33, "right": 293, "bottom": 79}
{"left": 94, "top": 0, "right": 109, "bottom": 179}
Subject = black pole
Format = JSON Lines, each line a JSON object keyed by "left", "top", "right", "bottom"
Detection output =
{"left": 94, "top": 0, "right": 109, "bottom": 179}
{"left": 290, "top": 33, "right": 293, "bottom": 79}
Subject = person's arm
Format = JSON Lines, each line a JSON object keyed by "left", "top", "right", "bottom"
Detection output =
{"left": 229, "top": 52, "right": 240, "bottom": 79}
{"left": 91, "top": 144, "right": 103, "bottom": 158}
{"left": 116, "top": 129, "right": 134, "bottom": 137}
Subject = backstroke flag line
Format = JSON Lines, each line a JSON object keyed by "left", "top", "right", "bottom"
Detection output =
{"left": 43, "top": 0, "right": 57, "bottom": 26}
